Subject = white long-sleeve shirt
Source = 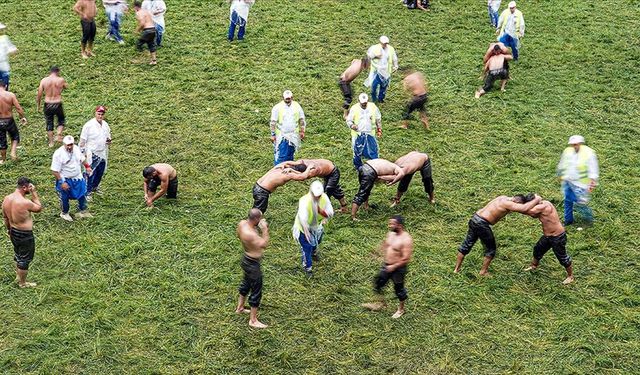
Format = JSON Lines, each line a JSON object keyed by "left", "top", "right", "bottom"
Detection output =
{"left": 0, "top": 35, "right": 17, "bottom": 72}
{"left": 80, "top": 118, "right": 111, "bottom": 160}
{"left": 230, "top": 0, "right": 254, "bottom": 21}
{"left": 142, "top": 0, "right": 167, "bottom": 28}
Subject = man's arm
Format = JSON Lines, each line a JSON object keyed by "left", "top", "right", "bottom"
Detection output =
{"left": 526, "top": 202, "right": 546, "bottom": 217}
{"left": 148, "top": 174, "right": 169, "bottom": 203}
{"left": 27, "top": 185, "right": 43, "bottom": 213}
{"left": 12, "top": 95, "right": 27, "bottom": 124}
{"left": 287, "top": 165, "right": 315, "bottom": 181}
{"left": 154, "top": 1, "right": 167, "bottom": 15}
{"left": 78, "top": 125, "right": 88, "bottom": 148}
{"left": 375, "top": 107, "right": 382, "bottom": 136}
{"left": 36, "top": 81, "right": 44, "bottom": 111}
{"left": 386, "top": 166, "right": 406, "bottom": 185}
{"left": 297, "top": 205, "right": 311, "bottom": 241}
{"left": 319, "top": 197, "right": 334, "bottom": 219}
{"left": 587, "top": 153, "right": 599, "bottom": 191}
{"left": 2, "top": 204, "right": 10, "bottom": 232}
{"left": 504, "top": 54, "right": 514, "bottom": 61}
{"left": 298, "top": 107, "right": 306, "bottom": 139}
{"left": 143, "top": 178, "right": 150, "bottom": 198}
{"left": 135, "top": 13, "right": 143, "bottom": 32}
{"left": 256, "top": 219, "right": 269, "bottom": 248}
{"left": 73, "top": 1, "right": 84, "bottom": 16}
{"left": 506, "top": 195, "right": 542, "bottom": 213}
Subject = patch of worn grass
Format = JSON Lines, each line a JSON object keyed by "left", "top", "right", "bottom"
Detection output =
{"left": 0, "top": 0, "right": 639, "bottom": 373}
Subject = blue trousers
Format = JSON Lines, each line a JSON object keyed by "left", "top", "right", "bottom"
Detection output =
{"left": 274, "top": 139, "right": 296, "bottom": 165}
{"left": 228, "top": 11, "right": 246, "bottom": 41}
{"left": 155, "top": 24, "right": 164, "bottom": 46}
{"left": 488, "top": 7, "right": 499, "bottom": 27}
{"left": 352, "top": 133, "right": 379, "bottom": 170}
{"left": 563, "top": 181, "right": 593, "bottom": 225}
{"left": 499, "top": 34, "right": 519, "bottom": 60}
{"left": 106, "top": 11, "right": 123, "bottom": 42}
{"left": 56, "top": 178, "right": 88, "bottom": 214}
{"left": 298, "top": 232, "right": 322, "bottom": 272}
{"left": 371, "top": 73, "right": 390, "bottom": 102}
{"left": 87, "top": 155, "right": 106, "bottom": 193}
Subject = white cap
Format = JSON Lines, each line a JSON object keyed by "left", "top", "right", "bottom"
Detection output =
{"left": 358, "top": 93, "right": 368, "bottom": 104}
{"left": 568, "top": 135, "right": 585, "bottom": 145}
{"left": 310, "top": 181, "right": 324, "bottom": 197}
{"left": 63, "top": 135, "right": 75, "bottom": 145}
{"left": 0, "top": 23, "right": 6, "bottom": 30}
{"left": 283, "top": 90, "right": 293, "bottom": 99}
{"left": 508, "top": 1, "right": 516, "bottom": 8}
{"left": 380, "top": 35, "right": 389, "bottom": 44}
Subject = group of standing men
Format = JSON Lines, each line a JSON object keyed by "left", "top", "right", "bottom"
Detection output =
{"left": 72, "top": 0, "right": 166, "bottom": 64}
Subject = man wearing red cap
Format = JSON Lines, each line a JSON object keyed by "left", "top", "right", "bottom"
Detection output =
{"left": 79, "top": 106, "right": 112, "bottom": 198}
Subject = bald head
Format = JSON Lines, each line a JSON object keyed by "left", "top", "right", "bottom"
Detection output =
{"left": 248, "top": 208, "right": 263, "bottom": 223}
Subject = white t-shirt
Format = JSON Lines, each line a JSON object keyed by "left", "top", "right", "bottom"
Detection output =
{"left": 51, "top": 145, "right": 85, "bottom": 179}
{"left": 80, "top": 118, "right": 111, "bottom": 160}
{"left": 141, "top": 0, "right": 166, "bottom": 28}
{"left": 230, "top": 0, "right": 254, "bottom": 21}
{"left": 0, "top": 35, "right": 17, "bottom": 72}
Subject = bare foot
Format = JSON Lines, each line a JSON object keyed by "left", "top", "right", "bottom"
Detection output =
{"left": 352, "top": 217, "right": 360, "bottom": 222}
{"left": 48, "top": 142, "right": 54, "bottom": 148}
{"left": 390, "top": 198, "right": 400, "bottom": 208}
{"left": 479, "top": 271, "right": 491, "bottom": 277}
{"left": 249, "top": 320, "right": 268, "bottom": 329}
{"left": 235, "top": 308, "right": 250, "bottom": 314}
{"left": 339, "top": 206, "right": 349, "bottom": 213}
{"left": 398, "top": 124, "right": 408, "bottom": 129}
{"left": 19, "top": 281, "right": 37, "bottom": 288}
{"left": 391, "top": 309, "right": 405, "bottom": 319}
{"left": 10, "top": 155, "right": 17, "bottom": 161}
{"left": 88, "top": 51, "right": 96, "bottom": 57}
{"left": 524, "top": 265, "right": 537, "bottom": 272}
{"left": 474, "top": 91, "right": 481, "bottom": 99}
{"left": 362, "top": 302, "right": 386, "bottom": 311}
{"left": 0, "top": 160, "right": 4, "bottom": 165}
{"left": 81, "top": 53, "right": 88, "bottom": 59}
{"left": 453, "top": 267, "right": 461, "bottom": 273}
{"left": 150, "top": 60, "right": 157, "bottom": 65}
{"left": 562, "top": 276, "right": 575, "bottom": 285}
{"left": 422, "top": 120, "right": 430, "bottom": 130}
{"left": 429, "top": 199, "right": 435, "bottom": 204}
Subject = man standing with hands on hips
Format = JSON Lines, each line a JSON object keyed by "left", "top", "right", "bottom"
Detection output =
{"left": 80, "top": 105, "right": 112, "bottom": 199}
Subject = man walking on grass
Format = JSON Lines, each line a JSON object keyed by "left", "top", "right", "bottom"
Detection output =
{"left": 454, "top": 194, "right": 540, "bottom": 275}
{"left": 142, "top": 0, "right": 167, "bottom": 47}
{"left": 235, "top": 208, "right": 269, "bottom": 328}
{"left": 51, "top": 136, "right": 93, "bottom": 222}
{"left": 366, "top": 36, "right": 399, "bottom": 103}
{"left": 293, "top": 181, "right": 334, "bottom": 277}
{"left": 496, "top": 1, "right": 525, "bottom": 61}
{"left": 346, "top": 93, "right": 381, "bottom": 170}
{"left": 73, "top": 0, "right": 97, "bottom": 58}
{"left": 270, "top": 90, "right": 306, "bottom": 165}
{"left": 134, "top": 1, "right": 158, "bottom": 65}
{"left": 103, "top": 0, "right": 128, "bottom": 45}
{"left": 363, "top": 215, "right": 413, "bottom": 319}
{"left": 80, "top": 105, "right": 112, "bottom": 198}
{"left": 37, "top": 66, "right": 68, "bottom": 147}
{"left": 0, "top": 83, "right": 27, "bottom": 164}
{"left": 525, "top": 200, "right": 575, "bottom": 285}
{"left": 2, "top": 177, "right": 42, "bottom": 288}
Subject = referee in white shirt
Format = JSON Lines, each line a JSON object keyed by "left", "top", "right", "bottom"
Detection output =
{"left": 79, "top": 105, "right": 112, "bottom": 197}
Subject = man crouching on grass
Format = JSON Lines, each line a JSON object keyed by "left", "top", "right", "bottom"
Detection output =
{"left": 235, "top": 208, "right": 270, "bottom": 328}
{"left": 525, "top": 199, "right": 575, "bottom": 285}
{"left": 362, "top": 215, "right": 413, "bottom": 319}
{"left": 143, "top": 163, "right": 177, "bottom": 207}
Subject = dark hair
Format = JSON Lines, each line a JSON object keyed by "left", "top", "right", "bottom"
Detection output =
{"left": 362, "top": 56, "right": 371, "bottom": 68}
{"left": 248, "top": 208, "right": 262, "bottom": 221}
{"left": 134, "top": 1, "right": 142, "bottom": 7}
{"left": 391, "top": 214, "right": 405, "bottom": 226}
{"left": 493, "top": 44, "right": 502, "bottom": 52}
{"left": 513, "top": 193, "right": 535, "bottom": 203}
{"left": 17, "top": 176, "right": 31, "bottom": 188}
{"left": 50, "top": 66, "right": 60, "bottom": 73}
{"left": 290, "top": 163, "right": 307, "bottom": 173}
{"left": 142, "top": 166, "right": 156, "bottom": 179}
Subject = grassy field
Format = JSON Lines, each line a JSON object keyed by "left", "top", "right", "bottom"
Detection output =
{"left": 1, "top": 0, "right": 639, "bottom": 373}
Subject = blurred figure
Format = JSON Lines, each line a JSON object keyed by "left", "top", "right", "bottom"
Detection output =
{"left": 142, "top": 0, "right": 167, "bottom": 47}
{"left": 362, "top": 215, "right": 413, "bottom": 319}
{"left": 103, "top": 0, "right": 128, "bottom": 44}
{"left": 338, "top": 56, "right": 370, "bottom": 117}
{"left": 488, "top": 0, "right": 501, "bottom": 28}
{"left": 0, "top": 23, "right": 18, "bottom": 90}
{"left": 134, "top": 1, "right": 158, "bottom": 65}
{"left": 0, "top": 83, "right": 27, "bottom": 164}
{"left": 228, "top": 0, "right": 255, "bottom": 41}
{"left": 496, "top": 1, "right": 525, "bottom": 60}
{"left": 399, "top": 68, "right": 429, "bottom": 129}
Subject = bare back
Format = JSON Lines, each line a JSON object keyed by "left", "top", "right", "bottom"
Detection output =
{"left": 304, "top": 159, "right": 335, "bottom": 177}
{"left": 383, "top": 230, "right": 413, "bottom": 265}
{"left": 237, "top": 220, "right": 266, "bottom": 259}
{"left": 366, "top": 159, "right": 402, "bottom": 177}
{"left": 2, "top": 192, "right": 34, "bottom": 231}
{"left": 477, "top": 195, "right": 541, "bottom": 224}
{"left": 256, "top": 166, "right": 295, "bottom": 192}
{"left": 0, "top": 90, "right": 17, "bottom": 118}
{"left": 394, "top": 152, "right": 428, "bottom": 175}
{"left": 40, "top": 75, "right": 66, "bottom": 103}
{"left": 403, "top": 72, "right": 427, "bottom": 96}
{"left": 340, "top": 59, "right": 365, "bottom": 82}
{"left": 152, "top": 163, "right": 177, "bottom": 181}
{"left": 137, "top": 9, "right": 155, "bottom": 29}
{"left": 531, "top": 201, "right": 565, "bottom": 236}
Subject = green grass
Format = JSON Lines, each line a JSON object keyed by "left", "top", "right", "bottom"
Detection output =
{"left": 1, "top": 0, "right": 639, "bottom": 373}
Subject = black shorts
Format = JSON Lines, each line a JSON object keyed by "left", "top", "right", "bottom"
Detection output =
{"left": 533, "top": 232, "right": 572, "bottom": 268}
{"left": 0, "top": 117, "right": 20, "bottom": 150}
{"left": 459, "top": 213, "right": 497, "bottom": 258}
{"left": 323, "top": 166, "right": 345, "bottom": 201}
{"left": 137, "top": 28, "right": 157, "bottom": 53}
{"left": 353, "top": 163, "right": 377, "bottom": 206}
{"left": 238, "top": 254, "right": 263, "bottom": 308}
{"left": 10, "top": 228, "right": 35, "bottom": 270}
{"left": 397, "top": 158, "right": 434, "bottom": 198}
{"left": 374, "top": 264, "right": 408, "bottom": 301}
{"left": 81, "top": 19, "right": 96, "bottom": 44}
{"left": 252, "top": 183, "right": 271, "bottom": 214}
{"left": 338, "top": 79, "right": 353, "bottom": 110}
{"left": 402, "top": 93, "right": 428, "bottom": 119}
{"left": 148, "top": 176, "right": 178, "bottom": 198}
{"left": 44, "top": 103, "right": 65, "bottom": 131}
{"left": 482, "top": 68, "right": 509, "bottom": 92}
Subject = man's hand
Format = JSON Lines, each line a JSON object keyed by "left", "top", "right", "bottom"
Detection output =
{"left": 61, "top": 182, "right": 70, "bottom": 191}
{"left": 28, "top": 183, "right": 36, "bottom": 193}
{"left": 350, "top": 124, "right": 358, "bottom": 131}
{"left": 376, "top": 128, "right": 382, "bottom": 138}
{"left": 85, "top": 167, "right": 93, "bottom": 177}
{"left": 588, "top": 180, "right": 596, "bottom": 193}
{"left": 270, "top": 135, "right": 276, "bottom": 143}
{"left": 145, "top": 197, "right": 154, "bottom": 207}
{"left": 258, "top": 219, "right": 268, "bottom": 231}
{"left": 299, "top": 130, "right": 305, "bottom": 140}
